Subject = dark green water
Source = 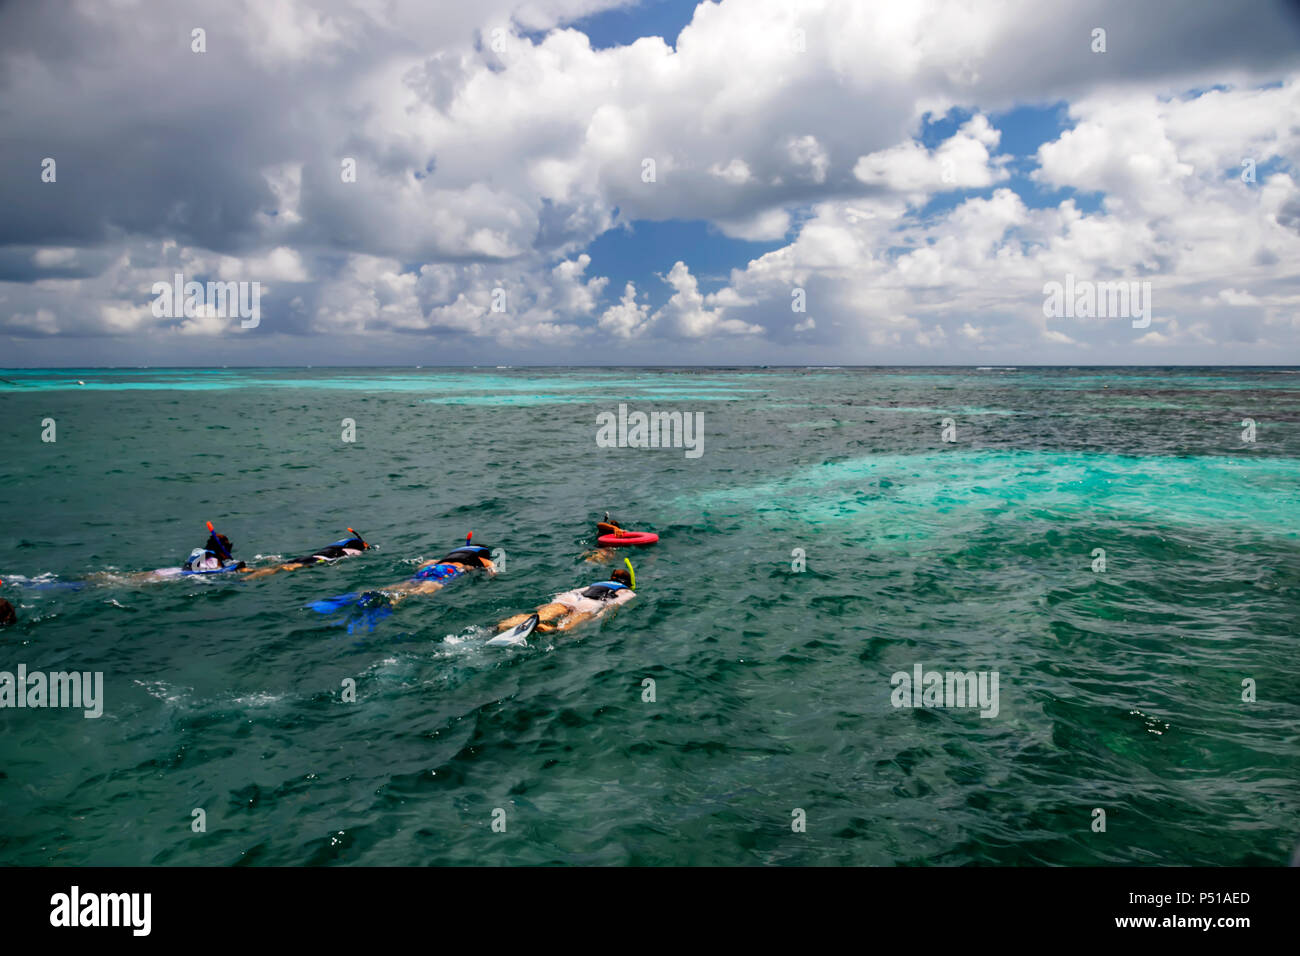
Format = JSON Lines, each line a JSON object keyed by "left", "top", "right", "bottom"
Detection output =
{"left": 1, "top": 366, "right": 1297, "bottom": 865}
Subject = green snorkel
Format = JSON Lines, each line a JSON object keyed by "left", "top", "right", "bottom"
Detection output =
{"left": 624, "top": 557, "right": 636, "bottom": 590}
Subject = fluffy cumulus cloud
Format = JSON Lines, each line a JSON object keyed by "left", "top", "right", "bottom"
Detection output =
{"left": 853, "top": 114, "right": 1009, "bottom": 198}
{"left": 1, "top": 0, "right": 1298, "bottom": 364}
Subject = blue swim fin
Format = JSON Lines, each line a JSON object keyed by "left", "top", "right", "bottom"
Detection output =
{"left": 308, "top": 592, "right": 362, "bottom": 613}
{"left": 347, "top": 605, "right": 393, "bottom": 633}
{"left": 309, "top": 590, "right": 388, "bottom": 615}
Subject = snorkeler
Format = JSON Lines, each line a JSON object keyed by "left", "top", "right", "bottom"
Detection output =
{"left": 156, "top": 524, "right": 246, "bottom": 577}
{"left": 308, "top": 535, "right": 495, "bottom": 613}
{"left": 584, "top": 512, "right": 630, "bottom": 562}
{"left": 496, "top": 566, "right": 635, "bottom": 634}
{"left": 86, "top": 523, "right": 247, "bottom": 584}
{"left": 242, "top": 529, "right": 370, "bottom": 579}
{"left": 584, "top": 512, "right": 659, "bottom": 561}
{"left": 186, "top": 528, "right": 244, "bottom": 571}
{"left": 382, "top": 538, "right": 495, "bottom": 601}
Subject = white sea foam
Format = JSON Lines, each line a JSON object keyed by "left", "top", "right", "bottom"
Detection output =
{"left": 231, "top": 692, "right": 285, "bottom": 707}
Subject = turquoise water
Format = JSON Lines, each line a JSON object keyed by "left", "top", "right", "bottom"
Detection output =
{"left": 1, "top": 366, "right": 1297, "bottom": 865}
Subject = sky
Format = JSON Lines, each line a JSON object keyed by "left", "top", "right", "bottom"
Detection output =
{"left": 1, "top": 0, "right": 1299, "bottom": 367}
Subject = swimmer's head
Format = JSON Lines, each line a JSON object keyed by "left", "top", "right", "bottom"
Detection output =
{"left": 611, "top": 568, "right": 632, "bottom": 587}
{"left": 208, "top": 533, "right": 233, "bottom": 554}
{"left": 441, "top": 544, "right": 490, "bottom": 567}
{"left": 0, "top": 598, "right": 15, "bottom": 627}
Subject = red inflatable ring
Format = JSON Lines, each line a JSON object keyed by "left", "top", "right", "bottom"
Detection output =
{"left": 598, "top": 531, "right": 659, "bottom": 547}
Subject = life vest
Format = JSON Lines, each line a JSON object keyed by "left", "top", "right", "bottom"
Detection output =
{"left": 413, "top": 563, "right": 463, "bottom": 582}
{"left": 580, "top": 581, "right": 630, "bottom": 600}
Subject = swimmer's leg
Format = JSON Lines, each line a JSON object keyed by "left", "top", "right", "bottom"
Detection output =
{"left": 501, "top": 602, "right": 570, "bottom": 632}
{"left": 243, "top": 562, "right": 302, "bottom": 579}
{"left": 537, "top": 602, "right": 569, "bottom": 622}
{"left": 384, "top": 580, "right": 443, "bottom": 606}
{"left": 534, "top": 602, "right": 574, "bottom": 633}
{"left": 556, "top": 610, "right": 595, "bottom": 630}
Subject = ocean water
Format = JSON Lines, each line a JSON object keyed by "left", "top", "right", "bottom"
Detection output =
{"left": 0, "top": 366, "right": 1297, "bottom": 866}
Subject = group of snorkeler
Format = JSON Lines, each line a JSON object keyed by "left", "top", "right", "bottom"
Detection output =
{"left": 86, "top": 516, "right": 641, "bottom": 636}
{"left": 96, "top": 528, "right": 375, "bottom": 584}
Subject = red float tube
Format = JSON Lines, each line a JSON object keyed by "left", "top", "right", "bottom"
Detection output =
{"left": 597, "top": 531, "right": 659, "bottom": 547}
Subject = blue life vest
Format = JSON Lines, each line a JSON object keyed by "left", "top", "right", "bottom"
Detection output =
{"left": 580, "top": 580, "right": 630, "bottom": 600}
{"left": 413, "top": 563, "right": 463, "bottom": 582}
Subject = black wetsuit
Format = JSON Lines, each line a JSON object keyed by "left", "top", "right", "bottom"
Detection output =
{"left": 438, "top": 546, "right": 492, "bottom": 568}
{"left": 288, "top": 538, "right": 366, "bottom": 567}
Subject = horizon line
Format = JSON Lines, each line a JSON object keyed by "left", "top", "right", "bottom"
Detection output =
{"left": 4, "top": 364, "right": 1300, "bottom": 371}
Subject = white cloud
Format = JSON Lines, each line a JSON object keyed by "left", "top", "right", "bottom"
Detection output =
{"left": 599, "top": 281, "right": 652, "bottom": 338}
{"left": 1213, "top": 289, "right": 1261, "bottom": 306}
{"left": 786, "top": 135, "right": 829, "bottom": 185}
{"left": 709, "top": 159, "right": 753, "bottom": 185}
{"left": 32, "top": 248, "right": 77, "bottom": 268}
{"left": 854, "top": 114, "right": 1008, "bottom": 198}
{"left": 3, "top": 0, "right": 1298, "bottom": 362}
{"left": 219, "top": 247, "right": 310, "bottom": 283}
{"left": 715, "top": 208, "right": 791, "bottom": 241}
{"left": 653, "top": 261, "right": 762, "bottom": 338}
{"left": 696, "top": 79, "right": 1300, "bottom": 360}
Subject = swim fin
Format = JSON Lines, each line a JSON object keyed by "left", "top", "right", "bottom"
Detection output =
{"left": 309, "top": 590, "right": 389, "bottom": 614}
{"left": 486, "top": 613, "right": 539, "bottom": 647}
{"left": 308, "top": 592, "right": 362, "bottom": 613}
{"left": 347, "top": 605, "right": 393, "bottom": 633}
